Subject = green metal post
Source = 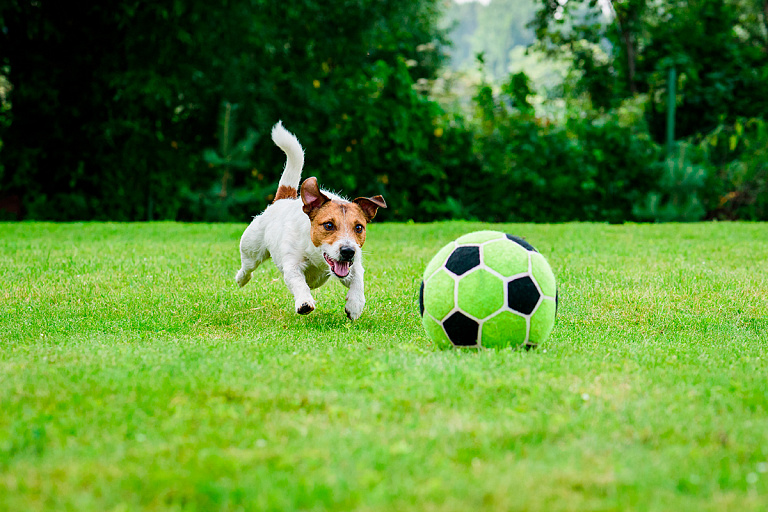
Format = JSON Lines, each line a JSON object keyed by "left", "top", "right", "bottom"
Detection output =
{"left": 666, "top": 66, "right": 676, "bottom": 155}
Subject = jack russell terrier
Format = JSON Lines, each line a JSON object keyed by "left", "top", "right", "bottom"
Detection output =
{"left": 235, "top": 122, "right": 386, "bottom": 320}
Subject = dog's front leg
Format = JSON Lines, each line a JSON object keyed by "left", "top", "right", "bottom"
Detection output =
{"left": 283, "top": 265, "right": 315, "bottom": 315}
{"left": 343, "top": 264, "right": 366, "bottom": 321}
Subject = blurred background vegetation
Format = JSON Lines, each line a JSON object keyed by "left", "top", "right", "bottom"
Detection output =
{"left": 0, "top": 0, "right": 766, "bottom": 222}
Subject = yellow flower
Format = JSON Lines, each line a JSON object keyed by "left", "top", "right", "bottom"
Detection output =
{"left": 434, "top": 127, "right": 444, "bottom": 138}
{"left": 313, "top": 79, "right": 321, "bottom": 88}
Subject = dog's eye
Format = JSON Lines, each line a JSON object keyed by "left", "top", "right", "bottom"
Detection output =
{"left": 323, "top": 221, "right": 334, "bottom": 231}
{"left": 355, "top": 224, "right": 364, "bottom": 234}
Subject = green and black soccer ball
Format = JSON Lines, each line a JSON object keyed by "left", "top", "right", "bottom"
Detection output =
{"left": 419, "top": 231, "right": 557, "bottom": 349}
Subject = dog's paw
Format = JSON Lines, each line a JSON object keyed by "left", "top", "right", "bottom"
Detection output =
{"left": 235, "top": 269, "right": 251, "bottom": 288}
{"left": 296, "top": 302, "right": 315, "bottom": 315}
{"left": 344, "top": 300, "right": 364, "bottom": 321}
{"left": 345, "top": 293, "right": 365, "bottom": 321}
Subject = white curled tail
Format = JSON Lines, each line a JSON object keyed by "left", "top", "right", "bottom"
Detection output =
{"left": 272, "top": 121, "right": 305, "bottom": 190}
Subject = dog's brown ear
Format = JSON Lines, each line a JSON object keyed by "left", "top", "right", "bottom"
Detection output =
{"left": 301, "top": 177, "right": 330, "bottom": 217}
{"left": 354, "top": 195, "right": 387, "bottom": 222}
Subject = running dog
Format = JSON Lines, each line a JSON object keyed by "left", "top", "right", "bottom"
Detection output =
{"left": 235, "top": 122, "right": 386, "bottom": 320}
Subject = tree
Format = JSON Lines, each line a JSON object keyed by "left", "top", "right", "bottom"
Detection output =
{"left": 444, "top": 0, "right": 539, "bottom": 79}
{"left": 0, "top": 0, "right": 451, "bottom": 220}
{"left": 531, "top": 0, "right": 768, "bottom": 138}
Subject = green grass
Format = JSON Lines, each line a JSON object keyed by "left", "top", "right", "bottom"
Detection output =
{"left": 1, "top": 221, "right": 767, "bottom": 511}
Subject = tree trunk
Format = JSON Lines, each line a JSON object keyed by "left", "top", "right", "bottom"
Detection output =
{"left": 622, "top": 29, "right": 638, "bottom": 95}
{"left": 763, "top": 0, "right": 768, "bottom": 52}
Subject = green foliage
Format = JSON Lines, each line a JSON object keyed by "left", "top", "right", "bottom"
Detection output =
{"left": 633, "top": 145, "right": 708, "bottom": 222}
{"left": 304, "top": 57, "right": 477, "bottom": 221}
{"left": 530, "top": 0, "right": 768, "bottom": 139}
{"left": 1, "top": 0, "right": 766, "bottom": 223}
{"left": 0, "top": 85, "right": 7, "bottom": 220}
{"left": 699, "top": 118, "right": 768, "bottom": 220}
{"left": 190, "top": 102, "right": 262, "bottom": 222}
{"left": 468, "top": 72, "right": 661, "bottom": 222}
{"left": 501, "top": 72, "right": 536, "bottom": 115}
{"left": 0, "top": 0, "right": 451, "bottom": 221}
{"left": 203, "top": 103, "right": 260, "bottom": 174}
{"left": 444, "top": 0, "right": 539, "bottom": 78}
{"left": 630, "top": 117, "right": 768, "bottom": 223}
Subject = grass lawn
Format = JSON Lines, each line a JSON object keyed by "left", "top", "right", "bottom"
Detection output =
{"left": 1, "top": 221, "right": 767, "bottom": 511}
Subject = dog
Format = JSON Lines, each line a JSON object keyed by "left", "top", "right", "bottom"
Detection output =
{"left": 235, "top": 122, "right": 386, "bottom": 320}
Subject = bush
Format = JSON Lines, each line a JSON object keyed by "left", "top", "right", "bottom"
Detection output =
{"left": 633, "top": 144, "right": 708, "bottom": 222}
{"left": 311, "top": 58, "right": 480, "bottom": 222}
{"left": 2, "top": 0, "right": 764, "bottom": 224}
{"left": 467, "top": 75, "right": 662, "bottom": 223}
{"left": 0, "top": 0, "right": 451, "bottom": 222}
{"left": 699, "top": 118, "right": 768, "bottom": 220}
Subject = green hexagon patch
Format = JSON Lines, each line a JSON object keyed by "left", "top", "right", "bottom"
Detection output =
{"left": 423, "top": 269, "right": 456, "bottom": 321}
{"left": 482, "top": 240, "right": 529, "bottom": 278}
{"left": 530, "top": 252, "right": 557, "bottom": 297}
{"left": 422, "top": 314, "right": 452, "bottom": 350}
{"left": 529, "top": 297, "right": 556, "bottom": 344}
{"left": 423, "top": 241, "right": 456, "bottom": 280}
{"left": 457, "top": 268, "right": 504, "bottom": 320}
{"left": 481, "top": 311, "right": 528, "bottom": 349}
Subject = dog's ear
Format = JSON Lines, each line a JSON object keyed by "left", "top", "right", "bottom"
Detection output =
{"left": 301, "top": 177, "right": 330, "bottom": 217}
{"left": 354, "top": 195, "right": 387, "bottom": 222}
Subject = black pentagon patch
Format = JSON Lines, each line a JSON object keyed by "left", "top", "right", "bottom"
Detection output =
{"left": 505, "top": 234, "right": 538, "bottom": 253}
{"left": 443, "top": 311, "right": 479, "bottom": 346}
{"left": 507, "top": 276, "right": 540, "bottom": 315}
{"left": 445, "top": 246, "right": 480, "bottom": 276}
{"left": 418, "top": 281, "right": 425, "bottom": 317}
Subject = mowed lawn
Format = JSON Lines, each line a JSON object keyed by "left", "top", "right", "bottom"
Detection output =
{"left": 1, "top": 221, "right": 767, "bottom": 511}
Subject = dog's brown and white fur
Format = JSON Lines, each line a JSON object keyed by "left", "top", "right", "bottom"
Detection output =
{"left": 235, "top": 122, "right": 386, "bottom": 320}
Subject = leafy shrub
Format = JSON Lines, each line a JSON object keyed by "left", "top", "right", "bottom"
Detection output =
{"left": 699, "top": 118, "right": 768, "bottom": 220}
{"left": 468, "top": 74, "right": 662, "bottom": 222}
{"left": 2, "top": 0, "right": 765, "bottom": 224}
{"left": 181, "top": 102, "right": 263, "bottom": 222}
{"left": 313, "top": 58, "right": 480, "bottom": 222}
{"left": 633, "top": 144, "right": 708, "bottom": 222}
{"left": 0, "top": 0, "right": 452, "bottom": 222}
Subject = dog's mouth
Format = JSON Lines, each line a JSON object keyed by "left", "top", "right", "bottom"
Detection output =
{"left": 324, "top": 253, "right": 351, "bottom": 278}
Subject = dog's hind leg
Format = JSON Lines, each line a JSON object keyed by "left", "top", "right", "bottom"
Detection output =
{"left": 235, "top": 252, "right": 267, "bottom": 287}
{"left": 235, "top": 221, "right": 269, "bottom": 287}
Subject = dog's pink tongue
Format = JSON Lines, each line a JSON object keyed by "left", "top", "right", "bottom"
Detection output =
{"left": 334, "top": 261, "right": 350, "bottom": 277}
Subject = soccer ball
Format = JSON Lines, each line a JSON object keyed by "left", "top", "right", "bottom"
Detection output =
{"left": 419, "top": 230, "right": 557, "bottom": 349}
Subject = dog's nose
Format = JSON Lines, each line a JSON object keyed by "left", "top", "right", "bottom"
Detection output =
{"left": 339, "top": 246, "right": 355, "bottom": 262}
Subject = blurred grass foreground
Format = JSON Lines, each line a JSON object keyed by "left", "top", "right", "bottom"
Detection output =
{"left": 1, "top": 221, "right": 768, "bottom": 511}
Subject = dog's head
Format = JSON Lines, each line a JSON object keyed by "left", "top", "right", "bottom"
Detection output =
{"left": 300, "top": 177, "right": 386, "bottom": 279}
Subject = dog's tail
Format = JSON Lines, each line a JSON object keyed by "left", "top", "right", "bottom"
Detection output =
{"left": 272, "top": 121, "right": 304, "bottom": 201}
